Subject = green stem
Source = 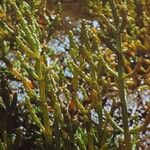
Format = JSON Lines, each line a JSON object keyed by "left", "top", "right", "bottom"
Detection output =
{"left": 26, "top": 98, "right": 45, "bottom": 132}
{"left": 104, "top": 110, "right": 124, "bottom": 133}
{"left": 87, "top": 126, "right": 94, "bottom": 150}
{"left": 107, "top": 0, "right": 132, "bottom": 147}
{"left": 117, "top": 47, "right": 131, "bottom": 149}
{"left": 38, "top": 61, "right": 52, "bottom": 149}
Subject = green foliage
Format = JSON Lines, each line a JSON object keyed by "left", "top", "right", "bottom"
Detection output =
{"left": 0, "top": 0, "right": 149, "bottom": 149}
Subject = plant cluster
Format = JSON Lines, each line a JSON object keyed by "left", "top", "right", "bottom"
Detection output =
{"left": 0, "top": 0, "right": 149, "bottom": 150}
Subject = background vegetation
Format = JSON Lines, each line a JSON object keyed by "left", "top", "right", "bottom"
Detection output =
{"left": 0, "top": 0, "right": 149, "bottom": 149}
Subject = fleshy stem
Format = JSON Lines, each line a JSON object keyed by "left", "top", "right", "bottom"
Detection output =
{"left": 109, "top": 0, "right": 132, "bottom": 149}
{"left": 6, "top": 1, "right": 53, "bottom": 148}
{"left": 37, "top": 58, "right": 52, "bottom": 149}
{"left": 115, "top": 21, "right": 132, "bottom": 150}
